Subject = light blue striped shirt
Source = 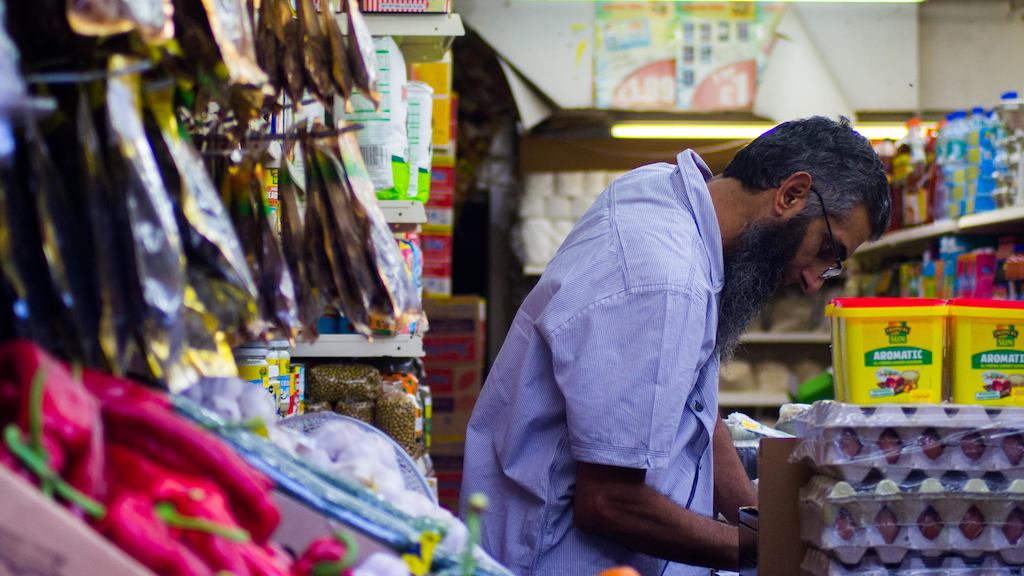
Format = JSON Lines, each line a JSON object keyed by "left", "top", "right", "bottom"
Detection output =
{"left": 463, "top": 151, "right": 724, "bottom": 576}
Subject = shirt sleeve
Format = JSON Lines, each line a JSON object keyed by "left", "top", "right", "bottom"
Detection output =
{"left": 544, "top": 286, "right": 708, "bottom": 470}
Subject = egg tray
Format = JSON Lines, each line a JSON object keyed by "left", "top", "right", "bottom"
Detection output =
{"left": 791, "top": 402, "right": 1024, "bottom": 483}
{"left": 800, "top": 475, "right": 1024, "bottom": 565}
{"left": 801, "top": 548, "right": 1023, "bottom": 575}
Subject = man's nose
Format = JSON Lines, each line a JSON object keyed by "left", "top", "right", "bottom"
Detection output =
{"left": 801, "top": 268, "right": 826, "bottom": 295}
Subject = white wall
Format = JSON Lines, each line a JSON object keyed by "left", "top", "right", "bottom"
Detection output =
{"left": 920, "top": 0, "right": 1024, "bottom": 110}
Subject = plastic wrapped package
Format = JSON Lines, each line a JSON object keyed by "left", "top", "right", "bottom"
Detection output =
{"left": 757, "top": 361, "right": 794, "bottom": 393}
{"left": 345, "top": 0, "right": 380, "bottom": 105}
{"left": 800, "top": 548, "right": 1021, "bottom": 576}
{"left": 297, "top": 0, "right": 334, "bottom": 103}
{"left": 800, "top": 474, "right": 1024, "bottom": 565}
{"left": 345, "top": 36, "right": 408, "bottom": 198}
{"left": 583, "top": 171, "right": 607, "bottom": 197}
{"left": 545, "top": 196, "right": 572, "bottom": 220}
{"left": 375, "top": 384, "right": 419, "bottom": 456}
{"left": 555, "top": 171, "right": 585, "bottom": 198}
{"left": 334, "top": 400, "right": 375, "bottom": 423}
{"left": 570, "top": 196, "right": 594, "bottom": 220}
{"left": 307, "top": 364, "right": 382, "bottom": 404}
{"left": 406, "top": 81, "right": 434, "bottom": 202}
{"left": 519, "top": 218, "right": 556, "bottom": 266}
{"left": 791, "top": 402, "right": 1024, "bottom": 483}
{"left": 524, "top": 172, "right": 555, "bottom": 198}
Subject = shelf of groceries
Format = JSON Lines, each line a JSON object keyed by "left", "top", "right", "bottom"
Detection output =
{"left": 857, "top": 205, "right": 1024, "bottom": 256}
{"left": 379, "top": 200, "right": 428, "bottom": 225}
{"left": 739, "top": 332, "right": 831, "bottom": 345}
{"left": 337, "top": 12, "right": 464, "bottom": 62}
{"left": 291, "top": 333, "right": 426, "bottom": 358}
{"left": 719, "top": 390, "right": 792, "bottom": 408}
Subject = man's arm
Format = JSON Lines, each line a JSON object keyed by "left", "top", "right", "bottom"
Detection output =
{"left": 713, "top": 415, "right": 757, "bottom": 524}
{"left": 574, "top": 462, "right": 739, "bottom": 570}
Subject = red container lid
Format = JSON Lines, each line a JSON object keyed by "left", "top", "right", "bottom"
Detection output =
{"left": 830, "top": 297, "right": 946, "bottom": 308}
{"left": 947, "top": 298, "right": 1024, "bottom": 310}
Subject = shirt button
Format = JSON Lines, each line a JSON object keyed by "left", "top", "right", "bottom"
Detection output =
{"left": 694, "top": 400, "right": 704, "bottom": 412}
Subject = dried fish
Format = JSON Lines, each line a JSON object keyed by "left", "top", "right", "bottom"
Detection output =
{"left": 322, "top": 0, "right": 353, "bottom": 105}
{"left": 198, "top": 0, "right": 268, "bottom": 86}
{"left": 297, "top": 0, "right": 334, "bottom": 104}
{"left": 345, "top": 0, "right": 379, "bottom": 107}
{"left": 278, "top": 138, "right": 321, "bottom": 334}
{"left": 67, "top": 0, "right": 174, "bottom": 43}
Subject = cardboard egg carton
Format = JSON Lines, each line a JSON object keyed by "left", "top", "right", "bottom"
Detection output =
{"left": 791, "top": 402, "right": 1024, "bottom": 482}
{"left": 800, "top": 475, "right": 1024, "bottom": 565}
{"left": 801, "top": 548, "right": 1022, "bottom": 575}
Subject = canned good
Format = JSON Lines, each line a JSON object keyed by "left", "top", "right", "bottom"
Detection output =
{"left": 234, "top": 345, "right": 270, "bottom": 398}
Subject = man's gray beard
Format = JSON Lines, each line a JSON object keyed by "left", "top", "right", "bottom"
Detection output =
{"left": 716, "top": 215, "right": 811, "bottom": 361}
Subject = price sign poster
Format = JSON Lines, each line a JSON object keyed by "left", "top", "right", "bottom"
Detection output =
{"left": 594, "top": 2, "right": 785, "bottom": 112}
{"left": 594, "top": 3, "right": 679, "bottom": 111}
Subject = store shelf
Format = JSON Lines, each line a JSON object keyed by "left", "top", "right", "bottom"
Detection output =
{"left": 379, "top": 200, "right": 427, "bottom": 225}
{"left": 291, "top": 334, "right": 424, "bottom": 358}
{"left": 719, "top": 391, "right": 791, "bottom": 408}
{"left": 337, "top": 13, "right": 464, "bottom": 62}
{"left": 524, "top": 265, "right": 546, "bottom": 276}
{"left": 739, "top": 332, "right": 831, "bottom": 344}
{"left": 855, "top": 206, "right": 1024, "bottom": 257}
{"left": 855, "top": 219, "right": 958, "bottom": 256}
{"left": 957, "top": 204, "right": 1024, "bottom": 233}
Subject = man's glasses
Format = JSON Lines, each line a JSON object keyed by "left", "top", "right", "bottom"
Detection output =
{"left": 812, "top": 188, "right": 844, "bottom": 280}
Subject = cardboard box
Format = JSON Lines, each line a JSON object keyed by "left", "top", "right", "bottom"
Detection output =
{"left": 428, "top": 157, "right": 455, "bottom": 210}
{"left": 421, "top": 228, "right": 453, "bottom": 297}
{"left": 0, "top": 466, "right": 155, "bottom": 576}
{"left": 756, "top": 438, "right": 813, "bottom": 576}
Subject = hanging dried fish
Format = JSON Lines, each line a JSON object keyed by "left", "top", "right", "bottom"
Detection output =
{"left": 278, "top": 138, "right": 321, "bottom": 334}
{"left": 297, "top": 0, "right": 335, "bottom": 104}
{"left": 106, "top": 55, "right": 188, "bottom": 391}
{"left": 251, "top": 158, "right": 301, "bottom": 339}
{"left": 302, "top": 132, "right": 370, "bottom": 332}
{"left": 77, "top": 88, "right": 137, "bottom": 375}
{"left": 344, "top": 0, "right": 379, "bottom": 107}
{"left": 254, "top": 0, "right": 282, "bottom": 94}
{"left": 336, "top": 126, "right": 419, "bottom": 327}
{"left": 322, "top": 0, "right": 353, "bottom": 105}
{"left": 198, "top": 0, "right": 268, "bottom": 87}
{"left": 143, "top": 82, "right": 264, "bottom": 347}
{"left": 282, "top": 18, "right": 305, "bottom": 105}
{"left": 25, "top": 120, "right": 101, "bottom": 364}
{"left": 67, "top": 0, "right": 174, "bottom": 44}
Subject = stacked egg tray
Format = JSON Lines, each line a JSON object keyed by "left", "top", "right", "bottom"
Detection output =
{"left": 800, "top": 475, "right": 1024, "bottom": 565}
{"left": 801, "top": 548, "right": 1023, "bottom": 575}
{"left": 790, "top": 402, "right": 1024, "bottom": 483}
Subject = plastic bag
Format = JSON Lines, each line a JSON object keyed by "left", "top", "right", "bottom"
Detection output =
{"left": 375, "top": 383, "right": 419, "bottom": 456}
{"left": 800, "top": 474, "right": 1024, "bottom": 566}
{"left": 307, "top": 363, "right": 381, "bottom": 404}
{"left": 791, "top": 402, "right": 1024, "bottom": 484}
{"left": 106, "top": 56, "right": 188, "bottom": 390}
{"left": 800, "top": 548, "right": 1019, "bottom": 576}
{"left": 323, "top": 0, "right": 353, "bottom": 106}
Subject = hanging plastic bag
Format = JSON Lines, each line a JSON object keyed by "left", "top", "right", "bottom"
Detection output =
{"left": 67, "top": 0, "right": 174, "bottom": 44}
{"left": 251, "top": 157, "right": 301, "bottom": 340}
{"left": 344, "top": 0, "right": 379, "bottom": 107}
{"left": 106, "top": 55, "right": 188, "bottom": 391}
{"left": 278, "top": 138, "right": 321, "bottom": 334}
{"left": 296, "top": 0, "right": 335, "bottom": 104}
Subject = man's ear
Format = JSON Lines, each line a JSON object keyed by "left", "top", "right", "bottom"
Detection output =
{"left": 773, "top": 171, "right": 813, "bottom": 219}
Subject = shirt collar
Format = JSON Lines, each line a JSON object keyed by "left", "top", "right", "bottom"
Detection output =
{"left": 675, "top": 149, "right": 724, "bottom": 292}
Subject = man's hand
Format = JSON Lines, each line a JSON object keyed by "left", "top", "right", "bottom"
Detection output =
{"left": 574, "top": 462, "right": 740, "bottom": 570}
{"left": 713, "top": 415, "right": 757, "bottom": 523}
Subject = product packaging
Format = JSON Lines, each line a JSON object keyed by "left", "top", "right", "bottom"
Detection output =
{"left": 345, "top": 36, "right": 408, "bottom": 199}
{"left": 791, "top": 402, "right": 1024, "bottom": 483}
{"left": 949, "top": 299, "right": 1024, "bottom": 405}
{"left": 800, "top": 474, "right": 1024, "bottom": 565}
{"left": 406, "top": 80, "right": 434, "bottom": 203}
{"left": 828, "top": 298, "right": 947, "bottom": 404}
{"left": 307, "top": 363, "right": 382, "bottom": 404}
{"left": 801, "top": 548, "right": 1020, "bottom": 575}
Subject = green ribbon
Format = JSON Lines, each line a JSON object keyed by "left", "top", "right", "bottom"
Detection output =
{"left": 153, "top": 501, "right": 251, "bottom": 543}
{"left": 3, "top": 367, "right": 106, "bottom": 519}
{"left": 311, "top": 530, "right": 359, "bottom": 576}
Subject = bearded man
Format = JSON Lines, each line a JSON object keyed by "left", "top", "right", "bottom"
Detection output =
{"left": 462, "top": 116, "right": 891, "bottom": 575}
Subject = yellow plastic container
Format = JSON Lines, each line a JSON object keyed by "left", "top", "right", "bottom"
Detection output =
{"left": 825, "top": 303, "right": 845, "bottom": 401}
{"left": 829, "top": 298, "right": 947, "bottom": 404}
{"left": 949, "top": 298, "right": 1024, "bottom": 405}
